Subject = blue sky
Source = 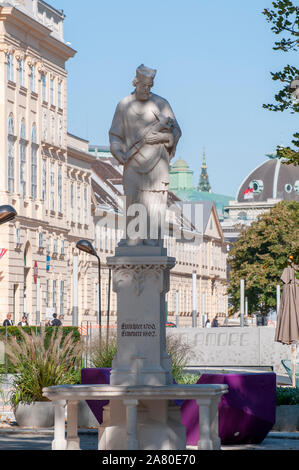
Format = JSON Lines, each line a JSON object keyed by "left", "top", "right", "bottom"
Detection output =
{"left": 51, "top": 0, "right": 298, "bottom": 198}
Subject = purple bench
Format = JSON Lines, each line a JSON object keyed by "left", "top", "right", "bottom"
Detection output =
{"left": 81, "top": 369, "right": 276, "bottom": 445}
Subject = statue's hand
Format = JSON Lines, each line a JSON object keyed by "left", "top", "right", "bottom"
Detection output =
{"left": 145, "top": 132, "right": 170, "bottom": 145}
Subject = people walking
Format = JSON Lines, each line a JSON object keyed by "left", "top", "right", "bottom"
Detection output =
{"left": 3, "top": 313, "right": 13, "bottom": 326}
{"left": 18, "top": 315, "right": 28, "bottom": 327}
{"left": 205, "top": 318, "right": 211, "bottom": 328}
{"left": 212, "top": 315, "right": 219, "bottom": 328}
{"left": 51, "top": 313, "right": 62, "bottom": 326}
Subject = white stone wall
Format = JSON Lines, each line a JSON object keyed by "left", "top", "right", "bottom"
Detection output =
{"left": 167, "top": 327, "right": 294, "bottom": 376}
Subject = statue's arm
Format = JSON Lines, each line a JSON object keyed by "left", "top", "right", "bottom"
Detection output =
{"left": 162, "top": 101, "right": 182, "bottom": 157}
{"left": 109, "top": 103, "right": 127, "bottom": 165}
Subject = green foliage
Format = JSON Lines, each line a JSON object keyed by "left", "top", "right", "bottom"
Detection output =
{"left": 0, "top": 326, "right": 80, "bottom": 343}
{"left": 88, "top": 334, "right": 118, "bottom": 369}
{"left": 262, "top": 1, "right": 299, "bottom": 165}
{"left": 276, "top": 386, "right": 299, "bottom": 405}
{"left": 86, "top": 332, "right": 191, "bottom": 383}
{"left": 177, "top": 373, "right": 201, "bottom": 385}
{"left": 6, "top": 327, "right": 83, "bottom": 410}
{"left": 166, "top": 334, "right": 192, "bottom": 383}
{"left": 227, "top": 201, "right": 299, "bottom": 315}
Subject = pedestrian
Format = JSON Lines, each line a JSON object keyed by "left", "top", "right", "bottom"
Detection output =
{"left": 18, "top": 315, "right": 28, "bottom": 327}
{"left": 58, "top": 314, "right": 64, "bottom": 325}
{"left": 212, "top": 315, "right": 219, "bottom": 328}
{"left": 51, "top": 313, "right": 62, "bottom": 327}
{"left": 3, "top": 313, "right": 13, "bottom": 326}
{"left": 205, "top": 318, "right": 211, "bottom": 328}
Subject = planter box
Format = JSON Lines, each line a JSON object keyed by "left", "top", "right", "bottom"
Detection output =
{"left": 272, "top": 405, "right": 299, "bottom": 432}
{"left": 15, "top": 402, "right": 54, "bottom": 428}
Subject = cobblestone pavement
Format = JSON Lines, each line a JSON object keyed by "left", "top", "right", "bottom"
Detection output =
{"left": 0, "top": 429, "right": 298, "bottom": 451}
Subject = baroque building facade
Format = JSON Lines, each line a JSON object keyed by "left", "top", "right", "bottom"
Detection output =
{"left": 0, "top": 1, "right": 96, "bottom": 326}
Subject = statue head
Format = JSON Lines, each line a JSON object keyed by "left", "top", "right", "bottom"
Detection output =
{"left": 133, "top": 64, "right": 157, "bottom": 101}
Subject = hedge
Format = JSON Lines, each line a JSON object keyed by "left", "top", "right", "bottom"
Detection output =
{"left": 0, "top": 326, "right": 80, "bottom": 343}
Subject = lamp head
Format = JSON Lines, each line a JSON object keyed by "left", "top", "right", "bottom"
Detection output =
{"left": 76, "top": 239, "right": 97, "bottom": 257}
{"left": 0, "top": 205, "right": 17, "bottom": 225}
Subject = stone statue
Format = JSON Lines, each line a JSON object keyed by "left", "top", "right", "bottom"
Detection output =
{"left": 109, "top": 64, "right": 182, "bottom": 246}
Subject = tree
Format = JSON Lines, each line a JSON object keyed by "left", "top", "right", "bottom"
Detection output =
{"left": 263, "top": 0, "right": 299, "bottom": 165}
{"left": 227, "top": 201, "right": 299, "bottom": 316}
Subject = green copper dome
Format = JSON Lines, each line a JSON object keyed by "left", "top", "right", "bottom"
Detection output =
{"left": 172, "top": 158, "right": 190, "bottom": 170}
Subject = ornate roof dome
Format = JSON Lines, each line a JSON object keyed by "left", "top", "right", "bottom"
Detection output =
{"left": 237, "top": 158, "right": 299, "bottom": 203}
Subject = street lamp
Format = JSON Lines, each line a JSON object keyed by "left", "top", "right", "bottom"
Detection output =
{"left": 76, "top": 240, "right": 101, "bottom": 330}
{"left": 0, "top": 205, "right": 17, "bottom": 225}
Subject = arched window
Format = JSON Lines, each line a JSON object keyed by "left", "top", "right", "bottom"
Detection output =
{"left": 8, "top": 114, "right": 15, "bottom": 193}
{"left": 31, "top": 124, "right": 38, "bottom": 199}
{"left": 20, "top": 119, "right": 26, "bottom": 198}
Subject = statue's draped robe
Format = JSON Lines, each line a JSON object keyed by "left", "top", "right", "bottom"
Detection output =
{"left": 109, "top": 92, "right": 181, "bottom": 245}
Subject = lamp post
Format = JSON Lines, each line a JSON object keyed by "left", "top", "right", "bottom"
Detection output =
{"left": 76, "top": 240, "right": 101, "bottom": 331}
{"left": 0, "top": 205, "right": 17, "bottom": 225}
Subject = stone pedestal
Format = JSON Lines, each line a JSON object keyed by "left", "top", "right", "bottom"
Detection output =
{"left": 99, "top": 246, "right": 186, "bottom": 450}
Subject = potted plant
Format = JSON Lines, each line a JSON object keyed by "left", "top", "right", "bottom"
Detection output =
{"left": 6, "top": 327, "right": 83, "bottom": 428}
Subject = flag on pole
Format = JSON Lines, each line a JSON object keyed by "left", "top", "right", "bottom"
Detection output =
{"left": 0, "top": 249, "right": 7, "bottom": 260}
{"left": 243, "top": 188, "right": 254, "bottom": 200}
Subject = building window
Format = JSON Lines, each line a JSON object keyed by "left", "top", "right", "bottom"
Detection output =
{"left": 42, "top": 160, "right": 47, "bottom": 202}
{"left": 58, "top": 117, "right": 63, "bottom": 147}
{"left": 16, "top": 227, "right": 20, "bottom": 246}
{"left": 60, "top": 239, "right": 64, "bottom": 255}
{"left": 30, "top": 65, "right": 35, "bottom": 92}
{"left": 50, "top": 162, "right": 55, "bottom": 211}
{"left": 84, "top": 187, "right": 87, "bottom": 225}
{"left": 70, "top": 182, "right": 74, "bottom": 221}
{"left": 46, "top": 280, "right": 50, "bottom": 308}
{"left": 77, "top": 184, "right": 81, "bottom": 223}
{"left": 50, "top": 78, "right": 54, "bottom": 105}
{"left": 53, "top": 238, "right": 58, "bottom": 254}
{"left": 41, "top": 73, "right": 46, "bottom": 101}
{"left": 19, "top": 120, "right": 26, "bottom": 199}
{"left": 19, "top": 59, "right": 25, "bottom": 87}
{"left": 8, "top": 115, "right": 15, "bottom": 194}
{"left": 7, "top": 53, "right": 14, "bottom": 82}
{"left": 38, "top": 232, "right": 43, "bottom": 249}
{"left": 58, "top": 82, "right": 62, "bottom": 108}
{"left": 31, "top": 125, "right": 37, "bottom": 200}
{"left": 58, "top": 166, "right": 62, "bottom": 213}
{"left": 60, "top": 280, "right": 64, "bottom": 316}
{"left": 50, "top": 113, "right": 55, "bottom": 144}
{"left": 42, "top": 111, "right": 47, "bottom": 141}
{"left": 52, "top": 280, "right": 57, "bottom": 311}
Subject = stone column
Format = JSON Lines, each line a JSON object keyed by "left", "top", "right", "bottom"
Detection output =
{"left": 66, "top": 400, "right": 81, "bottom": 450}
{"left": 197, "top": 397, "right": 221, "bottom": 451}
{"left": 52, "top": 400, "right": 67, "bottom": 450}
{"left": 124, "top": 399, "right": 139, "bottom": 450}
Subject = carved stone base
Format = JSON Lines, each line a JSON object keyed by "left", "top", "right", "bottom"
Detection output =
{"left": 99, "top": 400, "right": 186, "bottom": 451}
{"left": 107, "top": 250, "right": 175, "bottom": 387}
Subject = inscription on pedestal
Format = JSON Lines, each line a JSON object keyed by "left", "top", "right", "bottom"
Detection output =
{"left": 121, "top": 322, "right": 157, "bottom": 338}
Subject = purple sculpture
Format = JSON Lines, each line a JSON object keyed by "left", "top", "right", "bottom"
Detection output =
{"left": 181, "top": 373, "right": 276, "bottom": 445}
{"left": 81, "top": 368, "right": 111, "bottom": 424}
